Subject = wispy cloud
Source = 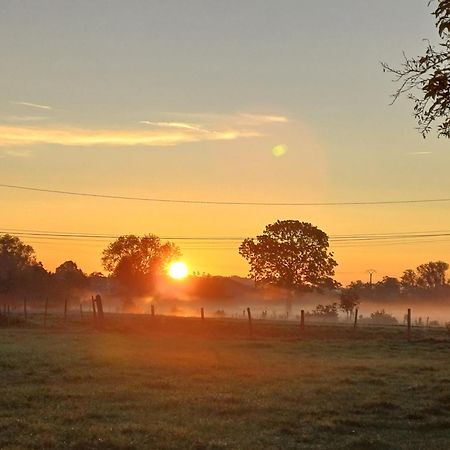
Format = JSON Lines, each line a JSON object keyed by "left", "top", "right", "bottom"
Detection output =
{"left": 10, "top": 101, "right": 53, "bottom": 110}
{"left": 0, "top": 111, "right": 287, "bottom": 148}
{"left": 0, "top": 148, "right": 33, "bottom": 159}
{"left": 0, "top": 125, "right": 259, "bottom": 147}
{"left": 5, "top": 115, "right": 49, "bottom": 122}
{"left": 139, "top": 121, "right": 205, "bottom": 132}
{"left": 139, "top": 111, "right": 289, "bottom": 137}
{"left": 238, "top": 113, "right": 289, "bottom": 124}
{"left": 149, "top": 111, "right": 290, "bottom": 125}
{"left": 407, "top": 151, "right": 432, "bottom": 155}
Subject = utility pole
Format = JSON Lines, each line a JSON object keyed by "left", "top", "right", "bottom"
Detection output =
{"left": 367, "top": 269, "right": 377, "bottom": 287}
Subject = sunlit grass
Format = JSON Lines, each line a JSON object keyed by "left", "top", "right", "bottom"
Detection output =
{"left": 0, "top": 318, "right": 449, "bottom": 449}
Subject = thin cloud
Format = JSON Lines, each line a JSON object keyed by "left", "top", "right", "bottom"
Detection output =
{"left": 139, "top": 121, "right": 205, "bottom": 132}
{"left": 238, "top": 113, "right": 289, "bottom": 124}
{"left": 0, "top": 149, "right": 33, "bottom": 159}
{"left": 5, "top": 115, "right": 49, "bottom": 122}
{"left": 153, "top": 111, "right": 290, "bottom": 124}
{"left": 10, "top": 101, "right": 53, "bottom": 110}
{"left": 0, "top": 111, "right": 285, "bottom": 147}
{"left": 0, "top": 125, "right": 259, "bottom": 147}
{"left": 407, "top": 151, "right": 432, "bottom": 155}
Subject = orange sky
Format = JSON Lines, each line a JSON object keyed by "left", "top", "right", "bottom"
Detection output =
{"left": 1, "top": 0, "right": 449, "bottom": 285}
{"left": 3, "top": 188, "right": 450, "bottom": 285}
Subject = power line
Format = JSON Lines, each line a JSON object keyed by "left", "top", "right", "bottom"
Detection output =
{"left": 18, "top": 238, "right": 450, "bottom": 250}
{"left": 1, "top": 183, "right": 450, "bottom": 206}
{"left": 2, "top": 227, "right": 450, "bottom": 249}
{"left": 2, "top": 227, "right": 450, "bottom": 242}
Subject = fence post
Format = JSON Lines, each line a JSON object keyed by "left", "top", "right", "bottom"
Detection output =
{"left": 95, "top": 295, "right": 104, "bottom": 320}
{"left": 23, "top": 297, "right": 27, "bottom": 323}
{"left": 300, "top": 309, "right": 305, "bottom": 333}
{"left": 92, "top": 296, "right": 97, "bottom": 321}
{"left": 7, "top": 305, "right": 10, "bottom": 327}
{"left": 80, "top": 303, "right": 83, "bottom": 320}
{"left": 44, "top": 297, "right": 49, "bottom": 328}
{"left": 353, "top": 308, "right": 359, "bottom": 329}
{"left": 151, "top": 304, "right": 155, "bottom": 318}
{"left": 201, "top": 307, "right": 204, "bottom": 322}
{"left": 64, "top": 297, "right": 68, "bottom": 322}
{"left": 407, "top": 308, "right": 412, "bottom": 342}
{"left": 247, "top": 307, "right": 253, "bottom": 337}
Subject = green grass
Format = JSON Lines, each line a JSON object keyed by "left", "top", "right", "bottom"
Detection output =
{"left": 0, "top": 316, "right": 449, "bottom": 449}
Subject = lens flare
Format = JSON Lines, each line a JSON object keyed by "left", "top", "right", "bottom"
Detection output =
{"left": 272, "top": 144, "right": 287, "bottom": 157}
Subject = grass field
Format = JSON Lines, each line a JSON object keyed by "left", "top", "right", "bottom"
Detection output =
{"left": 0, "top": 315, "right": 450, "bottom": 449}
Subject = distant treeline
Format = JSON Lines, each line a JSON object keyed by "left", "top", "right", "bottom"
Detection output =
{"left": 0, "top": 234, "right": 256, "bottom": 309}
{"left": 1, "top": 232, "right": 449, "bottom": 311}
{"left": 344, "top": 261, "right": 450, "bottom": 302}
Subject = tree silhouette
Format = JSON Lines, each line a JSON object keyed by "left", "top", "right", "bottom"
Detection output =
{"left": 374, "top": 276, "right": 402, "bottom": 300}
{"left": 340, "top": 288, "right": 360, "bottom": 317}
{"left": 239, "top": 220, "right": 337, "bottom": 291}
{"left": 102, "top": 234, "right": 180, "bottom": 296}
{"left": 0, "top": 234, "right": 39, "bottom": 296}
{"left": 54, "top": 260, "right": 87, "bottom": 298}
{"left": 416, "top": 260, "right": 448, "bottom": 288}
{"left": 383, "top": 0, "right": 450, "bottom": 137}
{"left": 401, "top": 269, "right": 417, "bottom": 289}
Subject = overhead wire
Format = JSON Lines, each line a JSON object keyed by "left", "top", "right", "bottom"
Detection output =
{"left": 1, "top": 183, "right": 450, "bottom": 206}
{"left": 2, "top": 227, "right": 450, "bottom": 249}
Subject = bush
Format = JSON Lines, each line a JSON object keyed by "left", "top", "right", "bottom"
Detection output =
{"left": 369, "top": 310, "right": 398, "bottom": 325}
{"left": 310, "top": 303, "right": 339, "bottom": 320}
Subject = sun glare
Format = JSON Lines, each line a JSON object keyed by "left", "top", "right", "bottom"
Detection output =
{"left": 168, "top": 261, "right": 189, "bottom": 280}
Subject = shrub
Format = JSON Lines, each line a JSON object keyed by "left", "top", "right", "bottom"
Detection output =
{"left": 310, "top": 303, "right": 339, "bottom": 320}
{"left": 369, "top": 310, "right": 398, "bottom": 325}
{"left": 445, "top": 323, "right": 450, "bottom": 336}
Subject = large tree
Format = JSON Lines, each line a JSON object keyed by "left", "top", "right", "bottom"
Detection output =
{"left": 400, "top": 262, "right": 448, "bottom": 296}
{"left": 374, "top": 276, "right": 402, "bottom": 300}
{"left": 239, "top": 220, "right": 337, "bottom": 291}
{"left": 416, "top": 260, "right": 448, "bottom": 288}
{"left": 401, "top": 269, "right": 417, "bottom": 289}
{"left": 54, "top": 260, "right": 87, "bottom": 299}
{"left": 0, "top": 234, "right": 39, "bottom": 296}
{"left": 383, "top": 0, "right": 450, "bottom": 137}
{"left": 102, "top": 234, "right": 180, "bottom": 296}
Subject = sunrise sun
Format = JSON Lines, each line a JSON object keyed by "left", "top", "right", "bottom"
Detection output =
{"left": 168, "top": 261, "right": 189, "bottom": 280}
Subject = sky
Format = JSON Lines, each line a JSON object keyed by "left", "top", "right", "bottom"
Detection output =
{"left": 1, "top": 0, "right": 449, "bottom": 284}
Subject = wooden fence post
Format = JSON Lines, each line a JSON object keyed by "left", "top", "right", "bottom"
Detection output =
{"left": 80, "top": 303, "right": 83, "bottom": 320}
{"left": 44, "top": 297, "right": 49, "bottom": 328}
{"left": 95, "top": 295, "right": 104, "bottom": 320}
{"left": 300, "top": 309, "right": 305, "bottom": 333}
{"left": 64, "top": 297, "right": 68, "bottom": 322}
{"left": 7, "top": 305, "right": 10, "bottom": 327}
{"left": 247, "top": 307, "right": 253, "bottom": 337}
{"left": 353, "top": 308, "right": 359, "bottom": 329}
{"left": 23, "top": 297, "right": 27, "bottom": 323}
{"left": 201, "top": 307, "right": 204, "bottom": 322}
{"left": 92, "top": 296, "right": 97, "bottom": 321}
{"left": 151, "top": 304, "right": 155, "bottom": 318}
{"left": 407, "top": 308, "right": 412, "bottom": 342}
